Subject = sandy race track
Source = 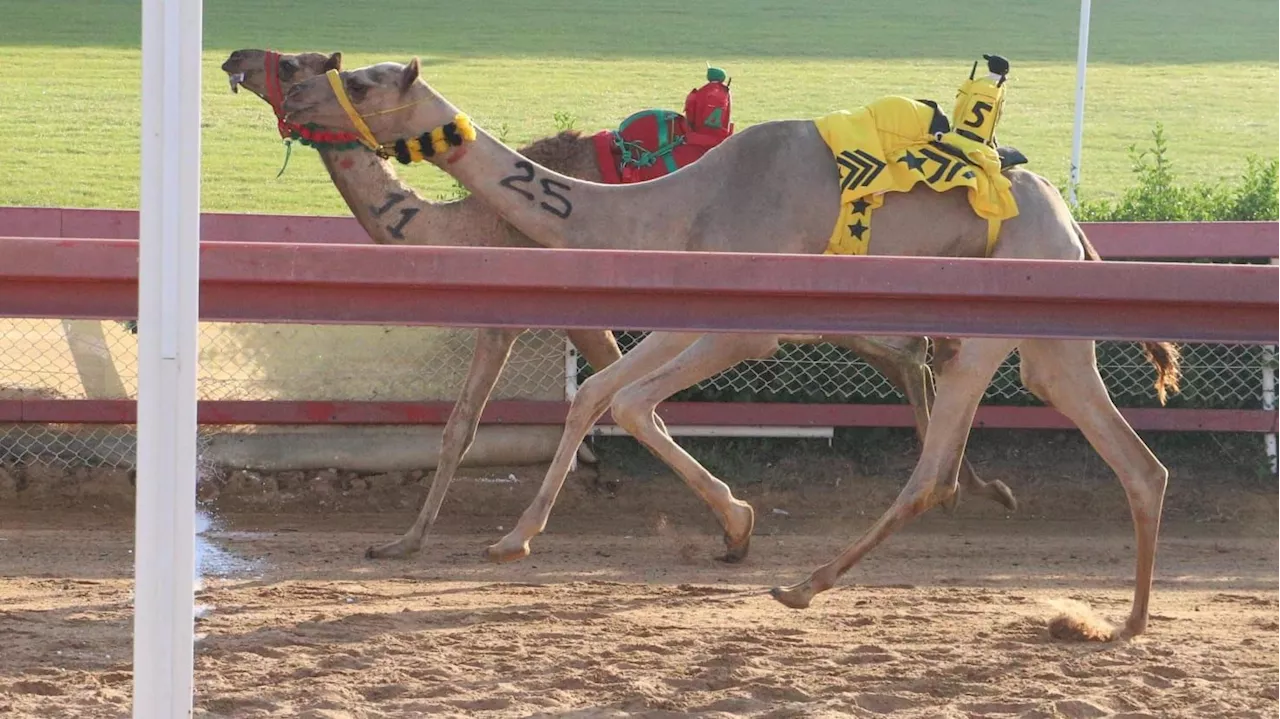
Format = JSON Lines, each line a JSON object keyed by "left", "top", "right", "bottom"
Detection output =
{"left": 1, "top": 440, "right": 1277, "bottom": 718}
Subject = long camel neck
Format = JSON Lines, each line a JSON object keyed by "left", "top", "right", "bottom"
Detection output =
{"left": 314, "top": 146, "right": 503, "bottom": 247}
{"left": 406, "top": 96, "right": 670, "bottom": 251}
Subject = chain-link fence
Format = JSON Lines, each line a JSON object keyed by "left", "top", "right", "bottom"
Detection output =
{"left": 0, "top": 317, "right": 1270, "bottom": 471}
{"left": 0, "top": 319, "right": 567, "bottom": 470}
{"left": 576, "top": 332, "right": 1270, "bottom": 410}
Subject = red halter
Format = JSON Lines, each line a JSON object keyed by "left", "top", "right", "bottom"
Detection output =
{"left": 264, "top": 50, "right": 291, "bottom": 139}
{"left": 262, "top": 50, "right": 362, "bottom": 147}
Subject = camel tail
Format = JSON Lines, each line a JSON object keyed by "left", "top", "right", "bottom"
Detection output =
{"left": 1072, "top": 219, "right": 1182, "bottom": 405}
{"left": 1140, "top": 341, "right": 1182, "bottom": 406}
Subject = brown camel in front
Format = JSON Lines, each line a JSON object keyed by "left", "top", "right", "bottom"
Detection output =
{"left": 225, "top": 49, "right": 1016, "bottom": 558}
{"left": 283, "top": 57, "right": 1182, "bottom": 639}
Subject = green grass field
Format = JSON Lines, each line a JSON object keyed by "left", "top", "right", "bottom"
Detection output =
{"left": 0, "top": 0, "right": 1275, "bottom": 215}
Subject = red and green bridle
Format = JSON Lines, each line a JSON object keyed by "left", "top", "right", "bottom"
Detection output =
{"left": 261, "top": 50, "right": 365, "bottom": 151}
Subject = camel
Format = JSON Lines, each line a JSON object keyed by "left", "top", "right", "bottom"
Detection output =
{"left": 225, "top": 49, "right": 1017, "bottom": 559}
{"left": 282, "top": 57, "right": 1183, "bottom": 639}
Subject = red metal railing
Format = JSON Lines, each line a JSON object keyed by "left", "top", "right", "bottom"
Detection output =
{"left": 1, "top": 207, "right": 1276, "bottom": 432}
{"left": 2, "top": 206, "right": 1275, "bottom": 257}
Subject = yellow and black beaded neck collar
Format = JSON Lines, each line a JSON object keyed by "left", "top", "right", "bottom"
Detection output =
{"left": 321, "top": 67, "right": 476, "bottom": 163}
{"left": 375, "top": 115, "right": 477, "bottom": 164}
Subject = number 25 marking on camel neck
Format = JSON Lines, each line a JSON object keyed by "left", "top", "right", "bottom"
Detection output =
{"left": 499, "top": 160, "right": 573, "bottom": 219}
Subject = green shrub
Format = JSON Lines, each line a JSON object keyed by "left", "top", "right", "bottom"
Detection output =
{"left": 1073, "top": 123, "right": 1278, "bottom": 222}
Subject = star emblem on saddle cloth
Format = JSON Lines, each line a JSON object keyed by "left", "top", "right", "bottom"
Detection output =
{"left": 847, "top": 219, "right": 868, "bottom": 239}
{"left": 851, "top": 198, "right": 871, "bottom": 215}
{"left": 898, "top": 150, "right": 927, "bottom": 173}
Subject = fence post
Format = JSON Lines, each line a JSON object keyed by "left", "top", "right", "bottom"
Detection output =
{"left": 1264, "top": 257, "right": 1278, "bottom": 475}
{"left": 61, "top": 320, "right": 128, "bottom": 399}
{"left": 564, "top": 335, "right": 580, "bottom": 402}
{"left": 563, "top": 335, "right": 595, "bottom": 467}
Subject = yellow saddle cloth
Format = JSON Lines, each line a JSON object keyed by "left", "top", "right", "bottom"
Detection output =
{"left": 813, "top": 96, "right": 1018, "bottom": 256}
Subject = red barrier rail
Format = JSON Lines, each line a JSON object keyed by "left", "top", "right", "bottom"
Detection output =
{"left": 1, "top": 210, "right": 1275, "bottom": 433}
{"left": 1, "top": 399, "right": 1273, "bottom": 433}
{"left": 1, "top": 206, "right": 1276, "bottom": 258}
{"left": 1, "top": 237, "right": 1275, "bottom": 343}
{"left": 0, "top": 207, "right": 367, "bottom": 245}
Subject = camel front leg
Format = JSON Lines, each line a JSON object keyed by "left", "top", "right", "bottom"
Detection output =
{"left": 607, "top": 332, "right": 783, "bottom": 562}
{"left": 366, "top": 327, "right": 521, "bottom": 559}
{"left": 772, "top": 337, "right": 1017, "bottom": 609}
{"left": 486, "top": 331, "right": 703, "bottom": 563}
{"left": 1018, "top": 339, "right": 1168, "bottom": 637}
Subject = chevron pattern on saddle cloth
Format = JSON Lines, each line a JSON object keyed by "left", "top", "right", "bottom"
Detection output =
{"left": 813, "top": 95, "right": 1019, "bottom": 257}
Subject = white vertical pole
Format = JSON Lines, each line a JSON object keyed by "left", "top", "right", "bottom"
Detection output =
{"left": 564, "top": 336, "right": 580, "bottom": 402}
{"left": 134, "top": 0, "right": 201, "bottom": 715}
{"left": 1264, "top": 258, "right": 1278, "bottom": 475}
{"left": 1068, "top": 0, "right": 1091, "bottom": 206}
{"left": 1263, "top": 348, "right": 1276, "bottom": 474}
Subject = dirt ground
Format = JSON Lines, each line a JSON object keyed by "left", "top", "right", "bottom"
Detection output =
{"left": 0, "top": 433, "right": 1277, "bottom": 718}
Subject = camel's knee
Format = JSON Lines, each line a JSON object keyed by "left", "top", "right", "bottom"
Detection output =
{"left": 898, "top": 472, "right": 945, "bottom": 515}
{"left": 609, "top": 385, "right": 659, "bottom": 438}
{"left": 570, "top": 373, "right": 620, "bottom": 424}
{"left": 1125, "top": 463, "right": 1168, "bottom": 518}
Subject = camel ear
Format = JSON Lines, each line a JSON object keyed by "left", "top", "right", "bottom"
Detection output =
{"left": 399, "top": 57, "right": 421, "bottom": 93}
{"left": 324, "top": 51, "right": 342, "bottom": 71}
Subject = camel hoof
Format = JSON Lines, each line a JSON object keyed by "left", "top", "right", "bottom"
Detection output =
{"left": 365, "top": 537, "right": 420, "bottom": 560}
{"left": 716, "top": 501, "right": 755, "bottom": 563}
{"left": 717, "top": 535, "right": 751, "bottom": 564}
{"left": 1123, "top": 615, "right": 1148, "bottom": 638}
{"left": 485, "top": 538, "right": 532, "bottom": 564}
{"left": 940, "top": 490, "right": 960, "bottom": 515}
{"left": 769, "top": 584, "right": 814, "bottom": 610}
{"left": 989, "top": 480, "right": 1018, "bottom": 513}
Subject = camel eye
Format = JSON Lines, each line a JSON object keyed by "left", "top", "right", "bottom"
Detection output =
{"left": 345, "top": 76, "right": 371, "bottom": 100}
{"left": 279, "top": 58, "right": 299, "bottom": 79}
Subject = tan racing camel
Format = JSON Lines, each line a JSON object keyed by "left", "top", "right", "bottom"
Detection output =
{"left": 227, "top": 49, "right": 1017, "bottom": 557}
{"left": 283, "top": 58, "right": 1179, "bottom": 638}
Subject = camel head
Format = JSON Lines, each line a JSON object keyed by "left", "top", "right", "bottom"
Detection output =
{"left": 221, "top": 49, "right": 342, "bottom": 107}
{"left": 283, "top": 58, "right": 467, "bottom": 157}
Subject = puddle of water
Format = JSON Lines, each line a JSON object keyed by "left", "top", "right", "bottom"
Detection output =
{"left": 196, "top": 507, "right": 266, "bottom": 579}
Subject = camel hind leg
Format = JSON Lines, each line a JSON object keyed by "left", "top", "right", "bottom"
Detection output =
{"left": 1018, "top": 338, "right": 1168, "bottom": 637}
{"left": 771, "top": 337, "right": 1018, "bottom": 608}
{"left": 928, "top": 338, "right": 1016, "bottom": 511}
{"left": 825, "top": 334, "right": 1016, "bottom": 513}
